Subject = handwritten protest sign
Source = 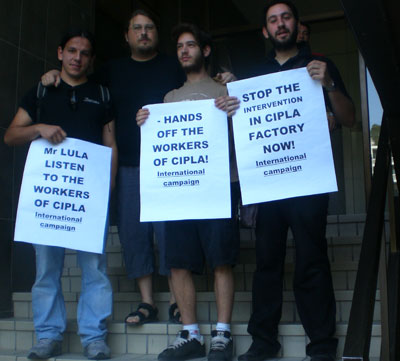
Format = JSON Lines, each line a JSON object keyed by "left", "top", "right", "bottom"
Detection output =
{"left": 15, "top": 138, "right": 111, "bottom": 253}
{"left": 140, "top": 99, "right": 231, "bottom": 221}
{"left": 227, "top": 67, "right": 337, "bottom": 205}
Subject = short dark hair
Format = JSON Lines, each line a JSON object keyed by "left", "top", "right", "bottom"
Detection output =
{"left": 59, "top": 29, "right": 96, "bottom": 55}
{"left": 172, "top": 23, "right": 212, "bottom": 52}
{"left": 263, "top": 0, "right": 299, "bottom": 25}
{"left": 125, "top": 9, "right": 158, "bottom": 32}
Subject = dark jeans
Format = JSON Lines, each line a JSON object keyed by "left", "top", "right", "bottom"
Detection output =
{"left": 117, "top": 166, "right": 168, "bottom": 278}
{"left": 248, "top": 194, "right": 337, "bottom": 357}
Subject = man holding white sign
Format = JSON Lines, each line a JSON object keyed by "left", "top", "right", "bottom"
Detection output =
{"left": 230, "top": 2, "right": 356, "bottom": 361}
{"left": 137, "top": 24, "right": 239, "bottom": 361}
{"left": 4, "top": 30, "right": 117, "bottom": 360}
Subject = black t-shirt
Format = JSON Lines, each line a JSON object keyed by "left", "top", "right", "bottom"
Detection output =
{"left": 20, "top": 80, "right": 113, "bottom": 145}
{"left": 248, "top": 45, "right": 351, "bottom": 110}
{"left": 92, "top": 54, "right": 185, "bottom": 167}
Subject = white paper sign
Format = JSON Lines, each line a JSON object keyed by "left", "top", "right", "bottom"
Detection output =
{"left": 15, "top": 138, "right": 111, "bottom": 253}
{"left": 227, "top": 67, "right": 337, "bottom": 205}
{"left": 140, "top": 99, "right": 231, "bottom": 221}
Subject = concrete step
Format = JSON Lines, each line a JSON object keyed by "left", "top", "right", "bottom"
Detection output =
{"left": 0, "top": 351, "right": 371, "bottom": 361}
{"left": 12, "top": 291, "right": 382, "bottom": 324}
{"left": 57, "top": 260, "right": 367, "bottom": 294}
{"left": 103, "top": 236, "right": 366, "bottom": 268}
{"left": 0, "top": 319, "right": 382, "bottom": 359}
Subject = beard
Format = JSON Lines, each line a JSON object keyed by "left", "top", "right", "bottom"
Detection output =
{"left": 135, "top": 35, "right": 158, "bottom": 56}
{"left": 181, "top": 53, "right": 205, "bottom": 74}
{"left": 268, "top": 26, "right": 298, "bottom": 51}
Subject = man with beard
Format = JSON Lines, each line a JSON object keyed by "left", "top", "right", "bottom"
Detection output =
{"left": 99, "top": 10, "right": 185, "bottom": 327}
{"left": 237, "top": 1, "right": 355, "bottom": 361}
{"left": 137, "top": 23, "right": 240, "bottom": 361}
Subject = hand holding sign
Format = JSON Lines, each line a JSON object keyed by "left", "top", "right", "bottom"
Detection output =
{"left": 306, "top": 60, "right": 333, "bottom": 89}
{"left": 36, "top": 124, "right": 67, "bottom": 144}
{"left": 214, "top": 95, "right": 241, "bottom": 117}
{"left": 136, "top": 108, "right": 150, "bottom": 126}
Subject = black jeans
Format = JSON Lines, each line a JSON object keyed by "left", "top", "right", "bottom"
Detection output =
{"left": 247, "top": 194, "right": 337, "bottom": 357}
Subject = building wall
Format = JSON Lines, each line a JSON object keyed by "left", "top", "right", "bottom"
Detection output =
{"left": 0, "top": 0, "right": 95, "bottom": 316}
{"left": 310, "top": 18, "right": 366, "bottom": 214}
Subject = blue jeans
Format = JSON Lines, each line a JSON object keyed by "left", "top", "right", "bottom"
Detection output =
{"left": 32, "top": 245, "right": 112, "bottom": 347}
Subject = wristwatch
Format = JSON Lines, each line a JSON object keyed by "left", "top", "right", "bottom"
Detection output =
{"left": 324, "top": 80, "right": 336, "bottom": 92}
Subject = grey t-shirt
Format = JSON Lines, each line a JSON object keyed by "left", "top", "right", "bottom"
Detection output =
{"left": 164, "top": 76, "right": 238, "bottom": 182}
{"left": 164, "top": 76, "right": 227, "bottom": 102}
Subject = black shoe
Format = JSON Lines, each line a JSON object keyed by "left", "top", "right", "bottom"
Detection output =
{"left": 238, "top": 341, "right": 278, "bottom": 361}
{"left": 310, "top": 355, "right": 335, "bottom": 361}
{"left": 158, "top": 330, "right": 206, "bottom": 361}
{"left": 208, "top": 330, "right": 233, "bottom": 361}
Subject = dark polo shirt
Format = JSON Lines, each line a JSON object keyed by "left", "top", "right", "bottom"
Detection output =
{"left": 20, "top": 79, "right": 113, "bottom": 145}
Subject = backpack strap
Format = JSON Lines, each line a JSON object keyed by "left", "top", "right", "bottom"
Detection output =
{"left": 99, "top": 84, "right": 111, "bottom": 121}
{"left": 36, "top": 82, "right": 47, "bottom": 122}
{"left": 99, "top": 84, "right": 110, "bottom": 104}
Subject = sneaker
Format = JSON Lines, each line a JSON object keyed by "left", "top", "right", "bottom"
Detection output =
{"left": 158, "top": 330, "right": 206, "bottom": 361}
{"left": 208, "top": 330, "right": 233, "bottom": 361}
{"left": 27, "top": 339, "right": 62, "bottom": 359}
{"left": 238, "top": 341, "right": 278, "bottom": 361}
{"left": 84, "top": 340, "right": 111, "bottom": 360}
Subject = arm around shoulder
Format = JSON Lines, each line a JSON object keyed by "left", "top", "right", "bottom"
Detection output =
{"left": 41, "top": 69, "right": 61, "bottom": 87}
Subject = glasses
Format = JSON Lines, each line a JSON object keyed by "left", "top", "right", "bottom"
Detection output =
{"left": 130, "top": 24, "right": 155, "bottom": 33}
{"left": 69, "top": 89, "right": 77, "bottom": 111}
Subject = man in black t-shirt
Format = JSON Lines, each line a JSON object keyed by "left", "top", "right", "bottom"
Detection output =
{"left": 5, "top": 30, "right": 117, "bottom": 360}
{"left": 98, "top": 11, "right": 185, "bottom": 327}
{"left": 97, "top": 10, "right": 185, "bottom": 327}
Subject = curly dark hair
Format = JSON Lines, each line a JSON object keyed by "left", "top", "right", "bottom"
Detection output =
{"left": 171, "top": 23, "right": 212, "bottom": 52}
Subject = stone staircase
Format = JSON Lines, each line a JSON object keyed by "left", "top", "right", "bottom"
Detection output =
{"left": 0, "top": 214, "right": 383, "bottom": 361}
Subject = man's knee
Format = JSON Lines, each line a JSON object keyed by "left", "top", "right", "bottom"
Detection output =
{"left": 171, "top": 268, "right": 191, "bottom": 278}
{"left": 214, "top": 265, "right": 234, "bottom": 284}
{"left": 214, "top": 264, "right": 232, "bottom": 275}
{"left": 79, "top": 252, "right": 107, "bottom": 276}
